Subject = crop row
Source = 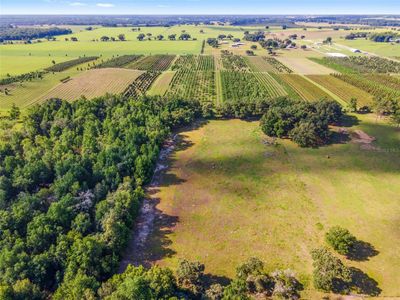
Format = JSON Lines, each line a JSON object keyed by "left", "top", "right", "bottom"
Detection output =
{"left": 46, "top": 56, "right": 98, "bottom": 72}
{"left": 312, "top": 56, "right": 400, "bottom": 74}
{"left": 129, "top": 55, "right": 175, "bottom": 71}
{"left": 123, "top": 71, "right": 161, "bottom": 98}
{"left": 333, "top": 73, "right": 400, "bottom": 101}
{"left": 306, "top": 75, "right": 374, "bottom": 106}
{"left": 166, "top": 69, "right": 216, "bottom": 102}
{"left": 220, "top": 52, "right": 250, "bottom": 71}
{"left": 220, "top": 71, "right": 272, "bottom": 102}
{"left": 363, "top": 74, "right": 400, "bottom": 90}
{"left": 95, "top": 55, "right": 143, "bottom": 68}
{"left": 171, "top": 55, "right": 215, "bottom": 71}
{"left": 253, "top": 72, "right": 288, "bottom": 98}
{"left": 278, "top": 74, "right": 331, "bottom": 101}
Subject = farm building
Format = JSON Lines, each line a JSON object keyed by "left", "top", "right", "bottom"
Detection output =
{"left": 231, "top": 42, "right": 245, "bottom": 47}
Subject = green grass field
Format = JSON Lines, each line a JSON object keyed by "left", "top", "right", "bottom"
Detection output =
{"left": 337, "top": 39, "right": 400, "bottom": 58}
{"left": 144, "top": 115, "right": 400, "bottom": 297}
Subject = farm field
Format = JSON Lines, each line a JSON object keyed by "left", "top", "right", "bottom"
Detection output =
{"left": 275, "top": 56, "right": 335, "bottom": 74}
{"left": 147, "top": 71, "right": 175, "bottom": 96}
{"left": 306, "top": 75, "right": 374, "bottom": 106}
{"left": 246, "top": 56, "right": 275, "bottom": 72}
{"left": 142, "top": 116, "right": 400, "bottom": 297}
{"left": 278, "top": 74, "right": 331, "bottom": 101}
{"left": 0, "top": 69, "right": 82, "bottom": 109}
{"left": 39, "top": 68, "right": 143, "bottom": 102}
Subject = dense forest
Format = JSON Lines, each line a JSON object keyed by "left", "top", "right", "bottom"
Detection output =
{"left": 0, "top": 95, "right": 200, "bottom": 298}
{"left": 0, "top": 27, "right": 72, "bottom": 41}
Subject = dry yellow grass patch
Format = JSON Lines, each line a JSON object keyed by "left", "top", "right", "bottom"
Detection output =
{"left": 39, "top": 68, "right": 143, "bottom": 102}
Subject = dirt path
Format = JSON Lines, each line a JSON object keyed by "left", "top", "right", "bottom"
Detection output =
{"left": 118, "top": 134, "right": 179, "bottom": 273}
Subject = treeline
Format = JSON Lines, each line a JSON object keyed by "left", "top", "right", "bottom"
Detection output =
{"left": 0, "top": 27, "right": 71, "bottom": 42}
{"left": 0, "top": 71, "right": 46, "bottom": 85}
{"left": 370, "top": 32, "right": 400, "bottom": 43}
{"left": 0, "top": 95, "right": 200, "bottom": 299}
{"left": 45, "top": 56, "right": 98, "bottom": 72}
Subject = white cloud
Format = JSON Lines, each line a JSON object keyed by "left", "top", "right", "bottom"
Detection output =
{"left": 70, "top": 2, "right": 87, "bottom": 6}
{"left": 96, "top": 2, "right": 115, "bottom": 7}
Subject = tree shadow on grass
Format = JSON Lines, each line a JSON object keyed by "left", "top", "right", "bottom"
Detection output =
{"left": 350, "top": 267, "right": 382, "bottom": 296}
{"left": 139, "top": 197, "right": 179, "bottom": 267}
{"left": 203, "top": 273, "right": 231, "bottom": 287}
{"left": 340, "top": 114, "right": 360, "bottom": 127}
{"left": 347, "top": 240, "right": 379, "bottom": 261}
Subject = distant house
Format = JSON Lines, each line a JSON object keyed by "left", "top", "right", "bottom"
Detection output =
{"left": 231, "top": 42, "right": 245, "bottom": 47}
{"left": 327, "top": 52, "right": 348, "bottom": 57}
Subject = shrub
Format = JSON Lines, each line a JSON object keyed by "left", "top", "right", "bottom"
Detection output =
{"left": 311, "top": 248, "right": 351, "bottom": 292}
{"left": 271, "top": 269, "right": 302, "bottom": 299}
{"left": 236, "top": 257, "right": 264, "bottom": 280}
{"left": 176, "top": 259, "right": 205, "bottom": 295}
{"left": 325, "top": 226, "right": 356, "bottom": 255}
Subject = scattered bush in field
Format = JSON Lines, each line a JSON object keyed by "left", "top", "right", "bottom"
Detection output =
{"left": 326, "top": 226, "right": 357, "bottom": 255}
{"left": 95, "top": 55, "right": 143, "bottom": 68}
{"left": 311, "top": 248, "right": 352, "bottom": 292}
{"left": 45, "top": 56, "right": 98, "bottom": 72}
{"left": 236, "top": 257, "right": 264, "bottom": 280}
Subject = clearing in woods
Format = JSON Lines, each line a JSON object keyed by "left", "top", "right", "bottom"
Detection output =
{"left": 139, "top": 116, "right": 400, "bottom": 297}
{"left": 39, "top": 68, "right": 143, "bottom": 102}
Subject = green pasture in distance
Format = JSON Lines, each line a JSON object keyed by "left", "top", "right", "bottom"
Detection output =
{"left": 0, "top": 54, "right": 75, "bottom": 78}
{"left": 337, "top": 38, "right": 400, "bottom": 58}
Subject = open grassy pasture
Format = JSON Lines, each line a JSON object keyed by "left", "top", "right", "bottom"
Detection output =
{"left": 337, "top": 39, "right": 400, "bottom": 58}
{"left": 306, "top": 75, "right": 374, "bottom": 106}
{"left": 0, "top": 54, "right": 74, "bottom": 78}
{"left": 39, "top": 68, "right": 143, "bottom": 102}
{"left": 143, "top": 116, "right": 400, "bottom": 297}
{"left": 278, "top": 74, "right": 331, "bottom": 101}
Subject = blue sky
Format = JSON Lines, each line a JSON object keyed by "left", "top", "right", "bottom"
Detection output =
{"left": 1, "top": 0, "right": 400, "bottom": 15}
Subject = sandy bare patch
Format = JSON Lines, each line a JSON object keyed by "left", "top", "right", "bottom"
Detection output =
{"left": 350, "top": 129, "right": 380, "bottom": 151}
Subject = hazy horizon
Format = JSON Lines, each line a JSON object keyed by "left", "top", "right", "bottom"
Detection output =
{"left": 1, "top": 0, "right": 400, "bottom": 15}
